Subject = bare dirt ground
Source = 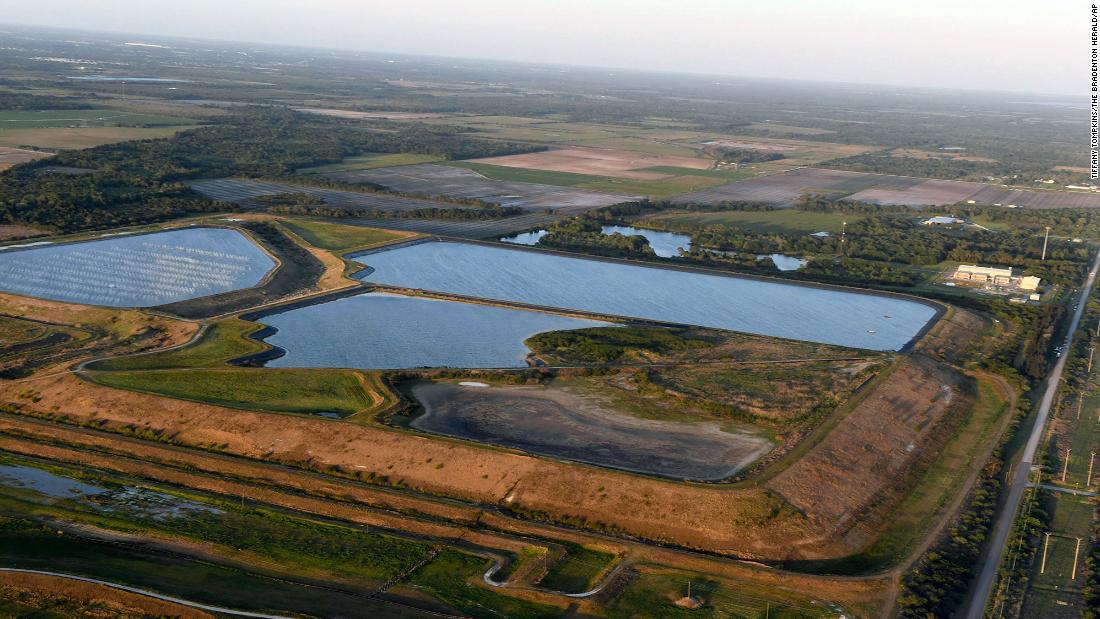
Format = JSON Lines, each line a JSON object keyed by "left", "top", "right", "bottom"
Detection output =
{"left": 467, "top": 147, "right": 713, "bottom": 179}
{"left": 766, "top": 355, "right": 970, "bottom": 555}
{"left": 0, "top": 145, "right": 52, "bottom": 171}
{"left": 0, "top": 225, "right": 46, "bottom": 241}
{"left": 848, "top": 179, "right": 985, "bottom": 206}
{"left": 0, "top": 571, "right": 214, "bottom": 619}
{"left": 409, "top": 381, "right": 772, "bottom": 480}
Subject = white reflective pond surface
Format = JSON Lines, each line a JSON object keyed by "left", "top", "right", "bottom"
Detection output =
{"left": 0, "top": 227, "right": 275, "bottom": 307}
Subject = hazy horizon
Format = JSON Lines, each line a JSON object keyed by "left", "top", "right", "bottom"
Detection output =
{"left": 0, "top": 0, "right": 1080, "bottom": 97}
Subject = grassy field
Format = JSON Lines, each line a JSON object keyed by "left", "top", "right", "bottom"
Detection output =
{"left": 88, "top": 319, "right": 262, "bottom": 370}
{"left": 299, "top": 153, "right": 442, "bottom": 174}
{"left": 1018, "top": 491, "right": 1091, "bottom": 618}
{"left": 447, "top": 160, "right": 730, "bottom": 198}
{"left": 0, "top": 517, "right": 426, "bottom": 619}
{"left": 537, "top": 543, "right": 615, "bottom": 593}
{"left": 833, "top": 374, "right": 1011, "bottom": 572}
{"left": 604, "top": 569, "right": 834, "bottom": 618}
{"left": 0, "top": 109, "right": 197, "bottom": 128}
{"left": 86, "top": 368, "right": 388, "bottom": 416}
{"left": 282, "top": 219, "right": 416, "bottom": 252}
{"left": 0, "top": 126, "right": 194, "bottom": 150}
{"left": 641, "top": 210, "right": 861, "bottom": 234}
{"left": 0, "top": 456, "right": 559, "bottom": 618}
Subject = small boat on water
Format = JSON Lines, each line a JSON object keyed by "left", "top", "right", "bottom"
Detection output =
{"left": 867, "top": 329, "right": 877, "bottom": 334}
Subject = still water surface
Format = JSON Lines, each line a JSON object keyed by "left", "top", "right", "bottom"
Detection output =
{"left": 355, "top": 241, "right": 935, "bottom": 350}
{"left": 262, "top": 292, "right": 608, "bottom": 369}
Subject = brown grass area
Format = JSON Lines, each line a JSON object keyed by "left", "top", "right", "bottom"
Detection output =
{"left": 0, "top": 293, "right": 198, "bottom": 375}
{"left": 0, "top": 225, "right": 46, "bottom": 241}
{"left": 911, "top": 306, "right": 988, "bottom": 364}
{"left": 0, "top": 145, "right": 52, "bottom": 170}
{"left": 891, "top": 148, "right": 997, "bottom": 162}
{"left": 0, "top": 370, "right": 814, "bottom": 557}
{"left": 0, "top": 127, "right": 190, "bottom": 150}
{"left": 0, "top": 571, "right": 213, "bottom": 619}
{"left": 0, "top": 420, "right": 889, "bottom": 616}
{"left": 766, "top": 355, "right": 970, "bottom": 555}
{"left": 468, "top": 147, "right": 713, "bottom": 179}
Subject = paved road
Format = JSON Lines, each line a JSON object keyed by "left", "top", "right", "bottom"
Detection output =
{"left": 965, "top": 250, "right": 1100, "bottom": 619}
{"left": 0, "top": 568, "right": 295, "bottom": 618}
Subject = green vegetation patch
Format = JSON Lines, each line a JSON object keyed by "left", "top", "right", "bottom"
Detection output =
{"left": 89, "top": 318, "right": 263, "bottom": 370}
{"left": 283, "top": 219, "right": 413, "bottom": 252}
{"left": 527, "top": 326, "right": 712, "bottom": 364}
{"left": 86, "top": 368, "right": 381, "bottom": 416}
{"left": 445, "top": 160, "right": 596, "bottom": 186}
{"left": 605, "top": 570, "right": 831, "bottom": 618}
{"left": 637, "top": 165, "right": 754, "bottom": 180}
{"left": 300, "top": 152, "right": 443, "bottom": 174}
{"left": 410, "top": 550, "right": 561, "bottom": 619}
{"left": 0, "top": 516, "right": 428, "bottom": 619}
{"left": 0, "top": 109, "right": 196, "bottom": 128}
{"left": 643, "top": 209, "right": 860, "bottom": 235}
{"left": 537, "top": 543, "right": 615, "bottom": 593}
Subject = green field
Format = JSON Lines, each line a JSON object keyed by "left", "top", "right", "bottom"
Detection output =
{"left": 642, "top": 209, "right": 862, "bottom": 234}
{"left": 447, "top": 160, "right": 730, "bottom": 198}
{"left": 282, "top": 219, "right": 414, "bottom": 252}
{"left": 537, "top": 543, "right": 615, "bottom": 593}
{"left": 605, "top": 570, "right": 831, "bottom": 619}
{"left": 299, "top": 152, "right": 443, "bottom": 174}
{"left": 88, "top": 319, "right": 263, "bottom": 370}
{"left": 0, "top": 109, "right": 197, "bottom": 128}
{"left": 86, "top": 368, "right": 385, "bottom": 416}
{"left": 637, "top": 165, "right": 753, "bottom": 180}
{"left": 0, "top": 457, "right": 557, "bottom": 619}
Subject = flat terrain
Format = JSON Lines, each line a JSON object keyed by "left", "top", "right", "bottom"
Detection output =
{"left": 466, "top": 147, "right": 713, "bottom": 180}
{"left": 325, "top": 163, "right": 638, "bottom": 210}
{"left": 674, "top": 166, "right": 1100, "bottom": 208}
{"left": 408, "top": 381, "right": 773, "bottom": 480}
{"left": 188, "top": 177, "right": 473, "bottom": 213}
{"left": 281, "top": 219, "right": 418, "bottom": 252}
{"left": 0, "top": 146, "right": 52, "bottom": 171}
{"left": 0, "top": 126, "right": 191, "bottom": 150}
{"left": 299, "top": 152, "right": 444, "bottom": 175}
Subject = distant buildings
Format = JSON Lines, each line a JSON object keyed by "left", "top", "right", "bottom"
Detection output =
{"left": 921, "top": 216, "right": 965, "bottom": 226}
{"left": 951, "top": 264, "right": 1041, "bottom": 292}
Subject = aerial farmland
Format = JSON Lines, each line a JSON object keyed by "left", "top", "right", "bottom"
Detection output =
{"left": 0, "top": 18, "right": 1090, "bottom": 619}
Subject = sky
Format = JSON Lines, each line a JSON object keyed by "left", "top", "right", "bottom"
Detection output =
{"left": 0, "top": 0, "right": 1080, "bottom": 96}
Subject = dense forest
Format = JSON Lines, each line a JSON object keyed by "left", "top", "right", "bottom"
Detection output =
{"left": 0, "top": 107, "right": 539, "bottom": 232}
{"left": 821, "top": 150, "right": 1086, "bottom": 185}
{"left": 0, "top": 91, "right": 93, "bottom": 110}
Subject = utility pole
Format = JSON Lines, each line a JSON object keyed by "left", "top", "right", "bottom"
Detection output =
{"left": 1041, "top": 532, "right": 1052, "bottom": 573}
{"left": 1074, "top": 538, "right": 1084, "bottom": 579}
{"left": 1088, "top": 452, "right": 1096, "bottom": 486}
{"left": 1079, "top": 398, "right": 1084, "bottom": 420}
{"left": 1063, "top": 449, "right": 1072, "bottom": 483}
{"left": 841, "top": 221, "right": 847, "bottom": 257}
{"left": 1089, "top": 345, "right": 1096, "bottom": 373}
{"left": 1042, "top": 226, "right": 1051, "bottom": 260}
